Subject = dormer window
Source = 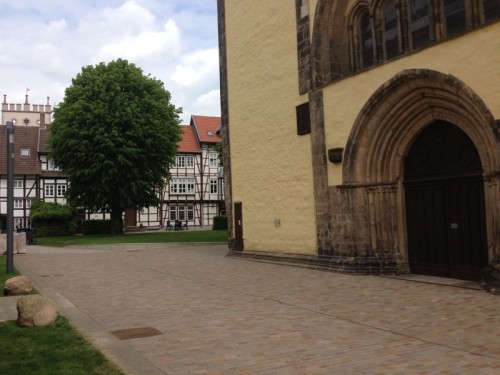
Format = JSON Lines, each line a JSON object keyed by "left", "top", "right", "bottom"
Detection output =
{"left": 20, "top": 149, "right": 30, "bottom": 157}
{"left": 207, "top": 131, "right": 213, "bottom": 136}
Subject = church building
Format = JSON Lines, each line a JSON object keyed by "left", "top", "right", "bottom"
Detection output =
{"left": 218, "top": 0, "right": 500, "bottom": 281}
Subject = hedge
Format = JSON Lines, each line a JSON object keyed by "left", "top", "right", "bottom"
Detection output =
{"left": 30, "top": 200, "right": 74, "bottom": 237}
{"left": 212, "top": 215, "right": 228, "bottom": 230}
{"left": 83, "top": 220, "right": 112, "bottom": 235}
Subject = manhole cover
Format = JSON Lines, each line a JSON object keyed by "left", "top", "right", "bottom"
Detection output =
{"left": 111, "top": 326, "right": 162, "bottom": 340}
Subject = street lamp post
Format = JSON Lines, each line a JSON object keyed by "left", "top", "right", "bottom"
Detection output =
{"left": 6, "top": 120, "right": 15, "bottom": 273}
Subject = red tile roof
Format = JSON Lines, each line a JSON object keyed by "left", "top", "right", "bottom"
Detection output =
{"left": 191, "top": 115, "right": 221, "bottom": 144}
{"left": 178, "top": 125, "right": 201, "bottom": 153}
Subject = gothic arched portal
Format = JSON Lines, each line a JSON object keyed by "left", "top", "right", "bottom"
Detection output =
{"left": 331, "top": 69, "right": 500, "bottom": 278}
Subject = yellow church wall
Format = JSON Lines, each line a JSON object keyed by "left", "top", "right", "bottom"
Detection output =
{"left": 225, "top": 1, "right": 316, "bottom": 254}
{"left": 322, "top": 23, "right": 500, "bottom": 185}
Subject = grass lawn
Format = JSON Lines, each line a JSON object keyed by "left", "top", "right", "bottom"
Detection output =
{"left": 0, "top": 316, "right": 124, "bottom": 375}
{"left": 0, "top": 255, "right": 20, "bottom": 292}
{"left": 36, "top": 229, "right": 228, "bottom": 247}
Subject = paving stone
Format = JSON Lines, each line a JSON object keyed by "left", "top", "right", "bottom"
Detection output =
{"left": 8, "top": 244, "right": 500, "bottom": 374}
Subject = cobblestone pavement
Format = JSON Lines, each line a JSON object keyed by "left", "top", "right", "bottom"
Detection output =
{"left": 8, "top": 244, "right": 500, "bottom": 374}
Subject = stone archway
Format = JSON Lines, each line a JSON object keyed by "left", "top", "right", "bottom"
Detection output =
{"left": 331, "top": 69, "right": 500, "bottom": 275}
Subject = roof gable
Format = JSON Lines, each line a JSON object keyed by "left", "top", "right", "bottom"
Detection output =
{"left": 191, "top": 115, "right": 221, "bottom": 143}
{"left": 178, "top": 125, "right": 201, "bottom": 153}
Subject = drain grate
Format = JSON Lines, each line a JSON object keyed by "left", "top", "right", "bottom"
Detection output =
{"left": 111, "top": 326, "right": 162, "bottom": 340}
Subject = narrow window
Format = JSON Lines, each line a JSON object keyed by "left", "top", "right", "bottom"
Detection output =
{"left": 444, "top": 0, "right": 466, "bottom": 37}
{"left": 170, "top": 181, "right": 177, "bottom": 194}
{"left": 186, "top": 156, "right": 194, "bottom": 167}
{"left": 176, "top": 156, "right": 185, "bottom": 167}
{"left": 209, "top": 153, "right": 218, "bottom": 168}
{"left": 410, "top": 0, "right": 431, "bottom": 49}
{"left": 210, "top": 179, "right": 218, "bottom": 194}
{"left": 483, "top": 0, "right": 500, "bottom": 22}
{"left": 383, "top": 0, "right": 400, "bottom": 59}
{"left": 178, "top": 180, "right": 186, "bottom": 194}
{"left": 178, "top": 207, "right": 186, "bottom": 221}
{"left": 360, "top": 12, "right": 374, "bottom": 68}
{"left": 187, "top": 206, "right": 194, "bottom": 221}
{"left": 45, "top": 184, "right": 55, "bottom": 197}
{"left": 57, "top": 185, "right": 67, "bottom": 197}
{"left": 186, "top": 180, "right": 195, "bottom": 194}
{"left": 14, "top": 199, "right": 23, "bottom": 208}
{"left": 296, "top": 102, "right": 311, "bottom": 135}
{"left": 169, "top": 206, "right": 177, "bottom": 221}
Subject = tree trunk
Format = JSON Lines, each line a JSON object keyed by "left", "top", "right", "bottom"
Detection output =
{"left": 110, "top": 206, "right": 123, "bottom": 235}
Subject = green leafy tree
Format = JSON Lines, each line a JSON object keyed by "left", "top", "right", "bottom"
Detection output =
{"left": 49, "top": 59, "right": 181, "bottom": 235}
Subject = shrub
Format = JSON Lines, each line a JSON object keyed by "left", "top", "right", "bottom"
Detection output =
{"left": 212, "top": 215, "right": 228, "bottom": 230}
{"left": 83, "top": 220, "right": 112, "bottom": 235}
{"left": 29, "top": 200, "right": 75, "bottom": 237}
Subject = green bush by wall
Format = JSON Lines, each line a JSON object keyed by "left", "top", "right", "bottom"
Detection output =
{"left": 29, "top": 200, "right": 75, "bottom": 237}
{"left": 212, "top": 215, "right": 228, "bottom": 230}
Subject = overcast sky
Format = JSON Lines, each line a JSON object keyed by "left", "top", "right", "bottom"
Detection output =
{"left": 0, "top": 0, "right": 220, "bottom": 124}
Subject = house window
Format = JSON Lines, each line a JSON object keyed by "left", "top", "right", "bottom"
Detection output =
{"left": 15, "top": 218, "right": 24, "bottom": 228}
{"left": 209, "top": 153, "right": 218, "bottom": 168}
{"left": 47, "top": 159, "right": 60, "bottom": 171}
{"left": 169, "top": 206, "right": 177, "bottom": 221}
{"left": 483, "top": 0, "right": 500, "bottom": 22}
{"left": 444, "top": 0, "right": 466, "bottom": 37}
{"left": 14, "top": 180, "right": 23, "bottom": 188}
{"left": 170, "top": 179, "right": 195, "bottom": 194}
{"left": 410, "top": 0, "right": 431, "bottom": 49}
{"left": 20, "top": 149, "right": 30, "bottom": 157}
{"left": 178, "top": 207, "right": 186, "bottom": 221}
{"left": 176, "top": 156, "right": 185, "bottom": 167}
{"left": 45, "top": 184, "right": 55, "bottom": 197}
{"left": 383, "top": 0, "right": 400, "bottom": 59}
{"left": 14, "top": 199, "right": 23, "bottom": 208}
{"left": 296, "top": 102, "right": 311, "bottom": 135}
{"left": 360, "top": 11, "right": 374, "bottom": 69}
{"left": 186, "top": 155, "right": 194, "bottom": 167}
{"left": 169, "top": 206, "right": 194, "bottom": 221}
{"left": 210, "top": 179, "right": 218, "bottom": 194}
{"left": 26, "top": 199, "right": 32, "bottom": 208}
{"left": 57, "top": 185, "right": 67, "bottom": 197}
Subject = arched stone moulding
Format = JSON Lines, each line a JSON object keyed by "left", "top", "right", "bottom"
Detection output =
{"left": 328, "top": 69, "right": 500, "bottom": 273}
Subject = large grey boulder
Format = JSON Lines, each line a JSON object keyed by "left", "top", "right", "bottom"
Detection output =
{"left": 17, "top": 296, "right": 57, "bottom": 327}
{"left": 4, "top": 275, "right": 33, "bottom": 296}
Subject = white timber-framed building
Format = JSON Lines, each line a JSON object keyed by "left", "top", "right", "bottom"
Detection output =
{"left": 0, "top": 95, "right": 223, "bottom": 231}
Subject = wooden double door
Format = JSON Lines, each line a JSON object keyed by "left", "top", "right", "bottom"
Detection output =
{"left": 404, "top": 121, "right": 489, "bottom": 281}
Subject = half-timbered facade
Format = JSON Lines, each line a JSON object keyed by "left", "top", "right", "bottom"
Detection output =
{"left": 130, "top": 115, "right": 224, "bottom": 228}
{"left": 0, "top": 94, "right": 223, "bottom": 231}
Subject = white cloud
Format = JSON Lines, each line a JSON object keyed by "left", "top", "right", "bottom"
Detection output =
{"left": 0, "top": 0, "right": 220, "bottom": 123}
{"left": 171, "top": 48, "right": 219, "bottom": 87}
{"left": 93, "top": 19, "right": 181, "bottom": 63}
